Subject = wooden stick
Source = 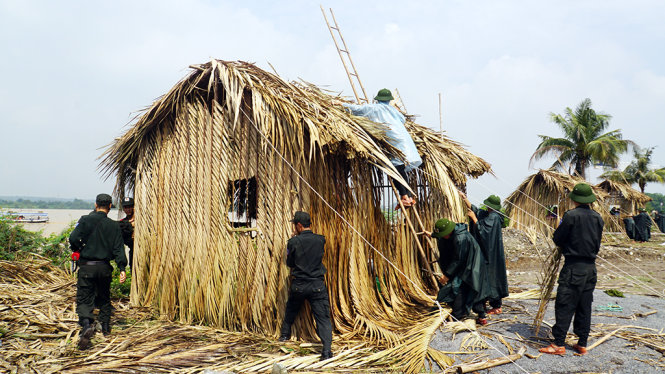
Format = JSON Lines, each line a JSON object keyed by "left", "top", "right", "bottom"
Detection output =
{"left": 455, "top": 346, "right": 526, "bottom": 373}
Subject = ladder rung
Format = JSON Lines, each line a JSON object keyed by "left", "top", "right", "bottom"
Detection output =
{"left": 331, "top": 27, "right": 339, "bottom": 31}
{"left": 340, "top": 49, "right": 348, "bottom": 53}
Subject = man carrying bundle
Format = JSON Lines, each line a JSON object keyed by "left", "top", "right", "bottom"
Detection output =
{"left": 632, "top": 208, "right": 651, "bottom": 242}
{"left": 430, "top": 218, "right": 491, "bottom": 326}
{"left": 278, "top": 211, "right": 333, "bottom": 361}
{"left": 340, "top": 89, "right": 422, "bottom": 209}
{"left": 540, "top": 183, "right": 603, "bottom": 356}
{"left": 461, "top": 193, "right": 509, "bottom": 315}
{"left": 69, "top": 194, "right": 127, "bottom": 350}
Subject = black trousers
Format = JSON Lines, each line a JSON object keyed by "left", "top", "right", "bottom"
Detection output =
{"left": 280, "top": 279, "right": 332, "bottom": 351}
{"left": 489, "top": 298, "right": 502, "bottom": 309}
{"left": 76, "top": 263, "right": 113, "bottom": 326}
{"left": 552, "top": 261, "right": 597, "bottom": 346}
{"left": 394, "top": 164, "right": 412, "bottom": 198}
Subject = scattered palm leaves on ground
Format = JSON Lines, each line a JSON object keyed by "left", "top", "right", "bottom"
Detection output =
{"left": 0, "top": 258, "right": 461, "bottom": 373}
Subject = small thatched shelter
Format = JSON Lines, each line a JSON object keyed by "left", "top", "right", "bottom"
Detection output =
{"left": 101, "top": 60, "right": 491, "bottom": 345}
{"left": 505, "top": 169, "right": 612, "bottom": 238}
{"left": 596, "top": 179, "right": 651, "bottom": 230}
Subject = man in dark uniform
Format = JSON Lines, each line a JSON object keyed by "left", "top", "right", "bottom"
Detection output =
{"left": 540, "top": 183, "right": 603, "bottom": 356}
{"left": 118, "top": 197, "right": 135, "bottom": 269}
{"left": 431, "top": 218, "right": 491, "bottom": 325}
{"left": 69, "top": 194, "right": 127, "bottom": 350}
{"left": 463, "top": 193, "right": 509, "bottom": 315}
{"left": 632, "top": 208, "right": 651, "bottom": 242}
{"left": 278, "top": 211, "right": 333, "bottom": 361}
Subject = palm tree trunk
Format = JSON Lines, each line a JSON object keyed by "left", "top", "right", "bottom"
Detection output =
{"left": 575, "top": 159, "right": 586, "bottom": 180}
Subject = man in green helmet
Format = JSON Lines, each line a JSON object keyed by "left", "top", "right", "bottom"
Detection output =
{"left": 540, "top": 183, "right": 604, "bottom": 356}
{"left": 430, "top": 218, "right": 491, "bottom": 325}
{"left": 339, "top": 89, "right": 422, "bottom": 209}
{"left": 460, "top": 192, "right": 509, "bottom": 315}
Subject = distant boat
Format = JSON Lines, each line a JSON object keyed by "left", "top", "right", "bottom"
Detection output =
{"left": 3, "top": 212, "right": 50, "bottom": 223}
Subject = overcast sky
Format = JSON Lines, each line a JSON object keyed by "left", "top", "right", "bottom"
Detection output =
{"left": 1, "top": 0, "right": 664, "bottom": 205}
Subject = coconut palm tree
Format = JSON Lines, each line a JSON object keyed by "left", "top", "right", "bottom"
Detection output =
{"left": 601, "top": 147, "right": 665, "bottom": 193}
{"left": 530, "top": 98, "right": 632, "bottom": 180}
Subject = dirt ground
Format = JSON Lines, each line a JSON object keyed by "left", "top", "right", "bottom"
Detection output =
{"left": 503, "top": 228, "right": 665, "bottom": 297}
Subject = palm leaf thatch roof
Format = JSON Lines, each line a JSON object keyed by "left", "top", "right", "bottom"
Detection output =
{"left": 98, "top": 59, "right": 492, "bottom": 372}
{"left": 101, "top": 60, "right": 490, "bottom": 199}
{"left": 596, "top": 179, "right": 651, "bottom": 204}
{"left": 505, "top": 169, "right": 611, "bottom": 238}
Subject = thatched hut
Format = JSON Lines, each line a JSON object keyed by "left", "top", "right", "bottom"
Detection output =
{"left": 596, "top": 179, "right": 651, "bottom": 230}
{"left": 505, "top": 169, "right": 611, "bottom": 238}
{"left": 101, "top": 60, "right": 491, "bottom": 343}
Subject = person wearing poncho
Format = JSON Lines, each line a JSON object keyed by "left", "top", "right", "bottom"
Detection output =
{"left": 655, "top": 211, "right": 665, "bottom": 233}
{"left": 431, "top": 218, "right": 491, "bottom": 326}
{"left": 632, "top": 208, "right": 651, "bottom": 242}
{"left": 342, "top": 89, "right": 422, "bottom": 208}
{"left": 462, "top": 193, "right": 509, "bottom": 315}
{"left": 623, "top": 215, "right": 636, "bottom": 240}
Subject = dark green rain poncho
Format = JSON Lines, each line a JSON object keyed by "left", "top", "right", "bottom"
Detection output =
{"left": 632, "top": 212, "right": 651, "bottom": 242}
{"left": 435, "top": 223, "right": 492, "bottom": 315}
{"left": 655, "top": 212, "right": 665, "bottom": 234}
{"left": 623, "top": 217, "right": 636, "bottom": 239}
{"left": 471, "top": 206, "right": 509, "bottom": 301}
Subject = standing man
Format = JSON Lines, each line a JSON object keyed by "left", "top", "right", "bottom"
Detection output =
{"left": 340, "top": 89, "right": 422, "bottom": 208}
{"left": 118, "top": 197, "right": 135, "bottom": 269}
{"left": 431, "top": 218, "right": 491, "bottom": 325}
{"left": 622, "top": 214, "right": 636, "bottom": 240}
{"left": 655, "top": 211, "right": 665, "bottom": 233}
{"left": 632, "top": 208, "right": 651, "bottom": 242}
{"left": 462, "top": 193, "right": 509, "bottom": 315}
{"left": 540, "top": 183, "right": 604, "bottom": 355}
{"left": 278, "top": 211, "right": 333, "bottom": 361}
{"left": 69, "top": 194, "right": 127, "bottom": 350}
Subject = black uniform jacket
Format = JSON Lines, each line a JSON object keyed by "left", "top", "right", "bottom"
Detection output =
{"left": 118, "top": 215, "right": 134, "bottom": 249}
{"left": 286, "top": 230, "right": 326, "bottom": 281}
{"left": 553, "top": 205, "right": 604, "bottom": 261}
{"left": 69, "top": 211, "right": 128, "bottom": 269}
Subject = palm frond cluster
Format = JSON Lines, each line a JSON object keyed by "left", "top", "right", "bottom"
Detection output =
{"left": 100, "top": 59, "right": 491, "bottom": 363}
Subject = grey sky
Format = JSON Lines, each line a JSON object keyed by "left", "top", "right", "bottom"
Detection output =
{"left": 1, "top": 0, "right": 664, "bottom": 205}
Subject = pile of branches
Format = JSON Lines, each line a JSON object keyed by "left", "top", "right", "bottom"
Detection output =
{"left": 0, "top": 258, "right": 456, "bottom": 373}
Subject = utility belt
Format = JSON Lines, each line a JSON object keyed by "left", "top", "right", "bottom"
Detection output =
{"left": 564, "top": 255, "right": 596, "bottom": 265}
{"left": 79, "top": 260, "right": 111, "bottom": 266}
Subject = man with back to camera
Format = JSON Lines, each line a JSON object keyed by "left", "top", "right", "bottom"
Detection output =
{"left": 278, "top": 211, "right": 333, "bottom": 361}
{"left": 632, "top": 207, "right": 651, "bottom": 242}
{"left": 69, "top": 193, "right": 127, "bottom": 350}
{"left": 540, "top": 183, "right": 604, "bottom": 356}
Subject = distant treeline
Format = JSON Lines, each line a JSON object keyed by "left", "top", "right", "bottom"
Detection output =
{"left": 646, "top": 193, "right": 665, "bottom": 212}
{"left": 0, "top": 198, "right": 93, "bottom": 209}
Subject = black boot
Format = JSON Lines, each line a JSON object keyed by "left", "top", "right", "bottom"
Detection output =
{"left": 278, "top": 335, "right": 289, "bottom": 342}
{"left": 320, "top": 350, "right": 333, "bottom": 361}
{"left": 78, "top": 318, "right": 96, "bottom": 350}
{"left": 101, "top": 322, "right": 111, "bottom": 336}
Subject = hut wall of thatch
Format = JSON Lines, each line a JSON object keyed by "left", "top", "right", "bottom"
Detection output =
{"left": 102, "top": 60, "right": 491, "bottom": 342}
{"left": 505, "top": 169, "right": 613, "bottom": 239}
{"left": 596, "top": 180, "right": 651, "bottom": 231}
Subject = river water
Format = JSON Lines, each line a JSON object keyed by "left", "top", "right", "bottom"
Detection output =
{"left": 6, "top": 209, "right": 128, "bottom": 236}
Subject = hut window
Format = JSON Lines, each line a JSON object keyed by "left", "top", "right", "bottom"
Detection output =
{"left": 228, "top": 177, "right": 257, "bottom": 228}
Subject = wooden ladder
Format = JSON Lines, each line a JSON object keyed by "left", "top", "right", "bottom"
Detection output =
{"left": 320, "top": 6, "right": 370, "bottom": 104}
{"left": 321, "top": 8, "right": 438, "bottom": 286}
